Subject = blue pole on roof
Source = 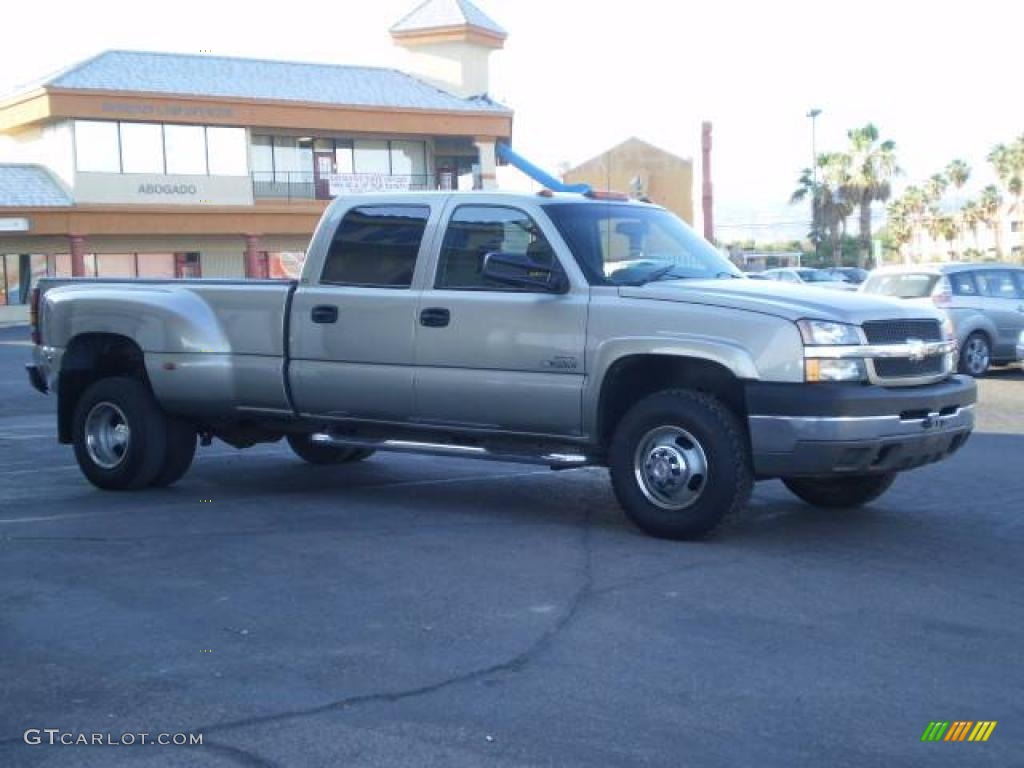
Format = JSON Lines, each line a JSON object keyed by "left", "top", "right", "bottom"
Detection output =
{"left": 495, "top": 143, "right": 591, "bottom": 194}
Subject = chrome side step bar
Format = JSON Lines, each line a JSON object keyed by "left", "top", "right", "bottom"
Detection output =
{"left": 310, "top": 433, "right": 591, "bottom": 469}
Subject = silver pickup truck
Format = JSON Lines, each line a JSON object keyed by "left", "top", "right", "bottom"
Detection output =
{"left": 27, "top": 191, "right": 976, "bottom": 539}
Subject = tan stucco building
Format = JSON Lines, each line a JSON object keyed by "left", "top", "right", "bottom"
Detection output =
{"left": 562, "top": 137, "right": 694, "bottom": 225}
{"left": 0, "top": 0, "right": 511, "bottom": 304}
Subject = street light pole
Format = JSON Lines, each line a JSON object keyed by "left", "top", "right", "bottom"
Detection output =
{"left": 807, "top": 108, "right": 822, "bottom": 266}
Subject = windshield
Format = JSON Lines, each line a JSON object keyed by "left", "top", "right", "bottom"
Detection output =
{"left": 543, "top": 203, "right": 742, "bottom": 286}
{"left": 862, "top": 272, "right": 940, "bottom": 299}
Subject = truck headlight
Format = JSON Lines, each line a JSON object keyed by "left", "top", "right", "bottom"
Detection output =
{"left": 797, "top": 319, "right": 862, "bottom": 346}
{"left": 805, "top": 358, "right": 867, "bottom": 382}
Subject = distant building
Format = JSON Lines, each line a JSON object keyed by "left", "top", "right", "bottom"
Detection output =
{"left": 562, "top": 137, "right": 694, "bottom": 225}
{"left": 0, "top": 0, "right": 510, "bottom": 304}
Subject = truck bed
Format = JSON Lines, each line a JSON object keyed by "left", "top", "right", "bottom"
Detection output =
{"left": 37, "top": 277, "right": 297, "bottom": 416}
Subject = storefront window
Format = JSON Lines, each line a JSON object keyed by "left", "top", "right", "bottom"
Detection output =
{"left": 206, "top": 127, "right": 248, "bottom": 175}
{"left": 335, "top": 140, "right": 354, "bottom": 173}
{"left": 75, "top": 121, "right": 121, "bottom": 173}
{"left": 273, "top": 137, "right": 312, "bottom": 181}
{"left": 164, "top": 125, "right": 207, "bottom": 175}
{"left": 251, "top": 135, "right": 274, "bottom": 174}
{"left": 94, "top": 254, "right": 136, "bottom": 278}
{"left": 354, "top": 140, "right": 391, "bottom": 174}
{"left": 390, "top": 141, "right": 426, "bottom": 177}
{"left": 120, "top": 123, "right": 164, "bottom": 173}
{"left": 136, "top": 253, "right": 176, "bottom": 279}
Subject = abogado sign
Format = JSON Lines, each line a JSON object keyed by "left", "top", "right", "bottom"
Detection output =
{"left": 328, "top": 174, "right": 413, "bottom": 196}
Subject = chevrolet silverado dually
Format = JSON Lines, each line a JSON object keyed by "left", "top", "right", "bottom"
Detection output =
{"left": 27, "top": 191, "right": 976, "bottom": 539}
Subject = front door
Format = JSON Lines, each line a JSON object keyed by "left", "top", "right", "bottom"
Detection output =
{"left": 313, "top": 151, "right": 335, "bottom": 200}
{"left": 289, "top": 204, "right": 433, "bottom": 420}
{"left": 414, "top": 203, "right": 589, "bottom": 436}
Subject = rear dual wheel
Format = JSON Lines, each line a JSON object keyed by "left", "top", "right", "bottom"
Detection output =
{"left": 72, "top": 377, "right": 195, "bottom": 490}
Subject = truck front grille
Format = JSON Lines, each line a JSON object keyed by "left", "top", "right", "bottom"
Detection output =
{"left": 873, "top": 356, "right": 946, "bottom": 378}
{"left": 862, "top": 319, "right": 943, "bottom": 344}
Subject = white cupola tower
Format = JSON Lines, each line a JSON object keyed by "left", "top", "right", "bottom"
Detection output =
{"left": 390, "top": 0, "right": 506, "bottom": 99}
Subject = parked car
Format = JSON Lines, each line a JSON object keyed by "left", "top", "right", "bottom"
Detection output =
{"left": 823, "top": 267, "right": 870, "bottom": 285}
{"left": 28, "top": 191, "right": 975, "bottom": 540}
{"left": 861, "top": 264, "right": 1024, "bottom": 376}
{"left": 762, "top": 267, "right": 858, "bottom": 291}
{"left": 743, "top": 272, "right": 771, "bottom": 280}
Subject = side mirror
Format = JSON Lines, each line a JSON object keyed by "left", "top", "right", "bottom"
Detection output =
{"left": 481, "top": 251, "right": 569, "bottom": 293}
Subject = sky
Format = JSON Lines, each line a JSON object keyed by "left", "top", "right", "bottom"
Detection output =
{"left": 2, "top": 0, "right": 1019, "bottom": 242}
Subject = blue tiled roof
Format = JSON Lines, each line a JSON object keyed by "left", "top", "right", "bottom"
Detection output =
{"left": 0, "top": 165, "right": 71, "bottom": 207}
{"left": 392, "top": 0, "right": 506, "bottom": 36}
{"left": 44, "top": 50, "right": 510, "bottom": 113}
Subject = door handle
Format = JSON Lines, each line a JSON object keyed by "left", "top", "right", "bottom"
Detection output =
{"left": 419, "top": 307, "right": 450, "bottom": 328}
{"left": 311, "top": 305, "right": 338, "bottom": 324}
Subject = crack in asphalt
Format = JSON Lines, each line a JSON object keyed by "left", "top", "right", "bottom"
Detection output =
{"left": 200, "top": 739, "right": 282, "bottom": 768}
{"left": 184, "top": 507, "right": 595, "bottom": 752}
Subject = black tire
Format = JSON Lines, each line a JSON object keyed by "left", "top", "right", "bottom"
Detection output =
{"left": 608, "top": 389, "right": 752, "bottom": 540}
{"left": 72, "top": 377, "right": 169, "bottom": 491}
{"left": 782, "top": 473, "right": 897, "bottom": 509}
{"left": 149, "top": 418, "right": 197, "bottom": 487}
{"left": 286, "top": 434, "right": 374, "bottom": 465}
{"left": 959, "top": 332, "right": 991, "bottom": 377}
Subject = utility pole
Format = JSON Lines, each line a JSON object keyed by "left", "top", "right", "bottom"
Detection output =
{"left": 701, "top": 122, "right": 714, "bottom": 243}
{"left": 806, "top": 108, "right": 822, "bottom": 263}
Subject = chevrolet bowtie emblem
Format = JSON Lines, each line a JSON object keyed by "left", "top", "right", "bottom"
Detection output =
{"left": 906, "top": 338, "right": 926, "bottom": 362}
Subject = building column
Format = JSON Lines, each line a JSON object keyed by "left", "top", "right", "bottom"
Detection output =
{"left": 69, "top": 235, "right": 87, "bottom": 277}
{"left": 244, "top": 234, "right": 264, "bottom": 279}
{"left": 474, "top": 138, "right": 498, "bottom": 190}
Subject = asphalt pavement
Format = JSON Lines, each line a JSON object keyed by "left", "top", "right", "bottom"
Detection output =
{"left": 0, "top": 324, "right": 1021, "bottom": 767}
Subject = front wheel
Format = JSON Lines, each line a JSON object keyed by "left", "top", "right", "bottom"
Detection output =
{"left": 608, "top": 389, "right": 752, "bottom": 540}
{"left": 286, "top": 434, "right": 374, "bottom": 465}
{"left": 782, "top": 473, "right": 896, "bottom": 508}
{"left": 959, "top": 332, "right": 991, "bottom": 377}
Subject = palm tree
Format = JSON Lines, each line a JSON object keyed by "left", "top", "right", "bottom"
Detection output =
{"left": 944, "top": 160, "right": 970, "bottom": 258}
{"left": 924, "top": 173, "right": 948, "bottom": 205}
{"left": 886, "top": 199, "right": 913, "bottom": 263}
{"left": 938, "top": 215, "right": 958, "bottom": 261}
{"left": 960, "top": 200, "right": 982, "bottom": 255}
{"left": 978, "top": 185, "right": 1004, "bottom": 258}
{"left": 945, "top": 159, "right": 970, "bottom": 192}
{"left": 991, "top": 137, "right": 1024, "bottom": 256}
{"left": 789, "top": 166, "right": 825, "bottom": 252}
{"left": 901, "top": 186, "right": 928, "bottom": 261}
{"left": 789, "top": 154, "right": 853, "bottom": 266}
{"left": 844, "top": 124, "right": 898, "bottom": 268}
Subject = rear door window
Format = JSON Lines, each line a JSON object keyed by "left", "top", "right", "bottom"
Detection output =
{"left": 976, "top": 269, "right": 1020, "bottom": 299}
{"left": 320, "top": 205, "right": 430, "bottom": 288}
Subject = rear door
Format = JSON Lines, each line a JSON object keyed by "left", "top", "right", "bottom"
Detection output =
{"left": 975, "top": 269, "right": 1024, "bottom": 359}
{"left": 413, "top": 201, "right": 589, "bottom": 436}
{"left": 289, "top": 203, "right": 436, "bottom": 420}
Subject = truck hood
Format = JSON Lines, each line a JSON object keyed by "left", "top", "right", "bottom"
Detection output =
{"left": 618, "top": 279, "right": 943, "bottom": 324}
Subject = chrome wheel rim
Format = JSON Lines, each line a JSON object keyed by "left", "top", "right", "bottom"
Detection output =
{"left": 965, "top": 337, "right": 989, "bottom": 375}
{"left": 633, "top": 426, "right": 709, "bottom": 511}
{"left": 84, "top": 402, "right": 131, "bottom": 469}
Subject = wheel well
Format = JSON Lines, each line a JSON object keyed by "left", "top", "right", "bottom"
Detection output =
{"left": 57, "top": 334, "right": 148, "bottom": 443}
{"left": 597, "top": 355, "right": 747, "bottom": 448}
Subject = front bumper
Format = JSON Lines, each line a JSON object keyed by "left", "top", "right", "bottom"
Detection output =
{"left": 746, "top": 376, "right": 976, "bottom": 478}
